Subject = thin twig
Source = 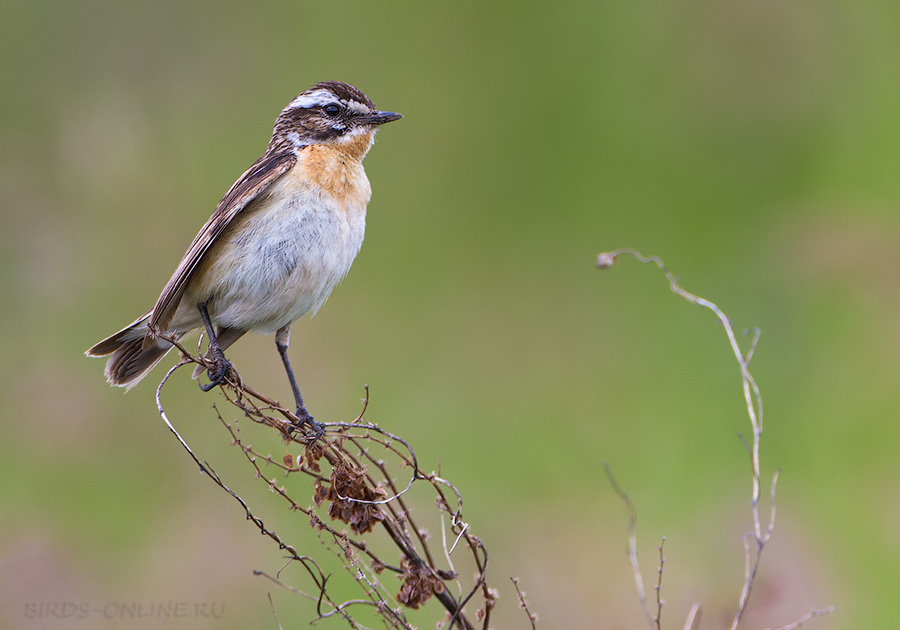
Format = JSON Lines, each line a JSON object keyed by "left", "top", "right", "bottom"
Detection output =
{"left": 603, "top": 462, "right": 654, "bottom": 628}
{"left": 655, "top": 537, "right": 665, "bottom": 630}
{"left": 155, "top": 344, "right": 486, "bottom": 630}
{"left": 266, "top": 592, "right": 283, "bottom": 630}
{"left": 683, "top": 603, "right": 702, "bottom": 630}
{"left": 511, "top": 577, "right": 538, "bottom": 630}
{"left": 598, "top": 250, "right": 830, "bottom": 630}
{"left": 774, "top": 607, "right": 835, "bottom": 630}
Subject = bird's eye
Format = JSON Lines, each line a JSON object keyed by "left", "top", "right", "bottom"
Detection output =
{"left": 323, "top": 103, "right": 342, "bottom": 116}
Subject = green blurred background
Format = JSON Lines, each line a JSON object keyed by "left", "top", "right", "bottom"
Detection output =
{"left": 1, "top": 0, "right": 897, "bottom": 627}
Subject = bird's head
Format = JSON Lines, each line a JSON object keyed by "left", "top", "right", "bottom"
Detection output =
{"left": 272, "top": 81, "right": 401, "bottom": 159}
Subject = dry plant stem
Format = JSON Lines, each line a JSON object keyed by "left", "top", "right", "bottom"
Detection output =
{"left": 597, "top": 249, "right": 832, "bottom": 630}
{"left": 603, "top": 462, "right": 655, "bottom": 629}
{"left": 257, "top": 568, "right": 410, "bottom": 628}
{"left": 155, "top": 344, "right": 486, "bottom": 630}
{"left": 655, "top": 538, "right": 666, "bottom": 630}
{"left": 511, "top": 577, "right": 538, "bottom": 630}
{"left": 154, "top": 362, "right": 348, "bottom": 622}
{"left": 774, "top": 607, "right": 836, "bottom": 630}
{"left": 266, "top": 592, "right": 283, "bottom": 630}
{"left": 683, "top": 603, "right": 701, "bottom": 630}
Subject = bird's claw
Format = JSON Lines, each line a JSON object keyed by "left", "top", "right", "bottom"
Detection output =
{"left": 292, "top": 407, "right": 324, "bottom": 444}
{"left": 199, "top": 346, "right": 233, "bottom": 391}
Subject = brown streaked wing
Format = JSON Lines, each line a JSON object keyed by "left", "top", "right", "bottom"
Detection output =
{"left": 148, "top": 150, "right": 297, "bottom": 333}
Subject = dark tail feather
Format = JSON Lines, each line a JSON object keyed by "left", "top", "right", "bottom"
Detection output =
{"left": 86, "top": 313, "right": 179, "bottom": 390}
{"left": 104, "top": 337, "right": 173, "bottom": 389}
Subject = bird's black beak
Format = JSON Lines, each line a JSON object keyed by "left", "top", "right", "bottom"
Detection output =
{"left": 359, "top": 111, "right": 402, "bottom": 126}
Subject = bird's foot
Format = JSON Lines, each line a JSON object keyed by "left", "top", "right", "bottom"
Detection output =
{"left": 291, "top": 406, "right": 324, "bottom": 444}
{"left": 199, "top": 345, "right": 233, "bottom": 391}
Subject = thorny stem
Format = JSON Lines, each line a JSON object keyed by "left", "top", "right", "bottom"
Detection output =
{"left": 155, "top": 347, "right": 487, "bottom": 630}
{"left": 511, "top": 577, "right": 538, "bottom": 630}
{"left": 655, "top": 538, "right": 665, "bottom": 630}
{"left": 155, "top": 361, "right": 348, "bottom": 622}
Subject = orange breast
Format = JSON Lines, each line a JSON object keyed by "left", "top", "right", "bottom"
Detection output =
{"left": 293, "top": 145, "right": 372, "bottom": 212}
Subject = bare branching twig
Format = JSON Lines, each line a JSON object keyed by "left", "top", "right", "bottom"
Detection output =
{"left": 144, "top": 249, "right": 833, "bottom": 629}
{"left": 598, "top": 249, "right": 832, "bottom": 630}
{"left": 155, "top": 341, "right": 491, "bottom": 629}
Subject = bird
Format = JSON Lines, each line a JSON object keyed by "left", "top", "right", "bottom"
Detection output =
{"left": 86, "top": 81, "right": 401, "bottom": 430}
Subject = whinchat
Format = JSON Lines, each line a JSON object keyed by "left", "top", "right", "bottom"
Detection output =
{"left": 86, "top": 81, "right": 401, "bottom": 430}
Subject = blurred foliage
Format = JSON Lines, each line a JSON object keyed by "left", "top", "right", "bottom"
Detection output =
{"left": 1, "top": 0, "right": 898, "bottom": 627}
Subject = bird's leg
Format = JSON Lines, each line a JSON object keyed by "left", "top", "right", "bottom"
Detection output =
{"left": 197, "top": 301, "right": 233, "bottom": 391}
{"left": 275, "top": 324, "right": 323, "bottom": 440}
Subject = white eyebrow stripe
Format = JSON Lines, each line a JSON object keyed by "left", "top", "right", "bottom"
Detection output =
{"left": 345, "top": 99, "right": 371, "bottom": 114}
{"left": 287, "top": 89, "right": 336, "bottom": 109}
{"left": 286, "top": 91, "right": 374, "bottom": 116}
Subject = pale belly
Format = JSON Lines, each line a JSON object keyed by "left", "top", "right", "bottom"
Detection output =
{"left": 170, "top": 186, "right": 367, "bottom": 334}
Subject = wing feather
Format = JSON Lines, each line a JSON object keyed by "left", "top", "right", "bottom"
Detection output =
{"left": 148, "top": 150, "right": 297, "bottom": 333}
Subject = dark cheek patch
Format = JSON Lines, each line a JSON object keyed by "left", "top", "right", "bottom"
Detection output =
{"left": 304, "top": 115, "right": 348, "bottom": 140}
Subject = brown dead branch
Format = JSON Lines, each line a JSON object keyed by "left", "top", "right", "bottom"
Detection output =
{"left": 155, "top": 339, "right": 490, "bottom": 630}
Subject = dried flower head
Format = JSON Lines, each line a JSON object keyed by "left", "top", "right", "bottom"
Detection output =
{"left": 396, "top": 555, "right": 443, "bottom": 609}
{"left": 314, "top": 460, "right": 385, "bottom": 533}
